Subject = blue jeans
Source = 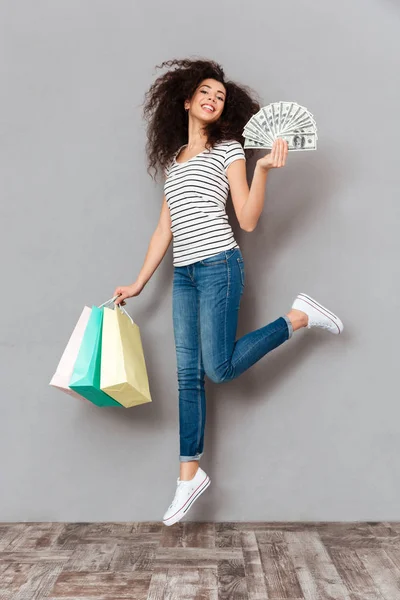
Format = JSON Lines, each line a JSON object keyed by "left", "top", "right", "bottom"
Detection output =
{"left": 172, "top": 246, "right": 293, "bottom": 462}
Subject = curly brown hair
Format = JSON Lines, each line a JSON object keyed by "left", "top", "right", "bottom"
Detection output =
{"left": 142, "top": 57, "right": 261, "bottom": 181}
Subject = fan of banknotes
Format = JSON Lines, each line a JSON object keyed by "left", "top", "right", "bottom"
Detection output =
{"left": 243, "top": 101, "right": 318, "bottom": 151}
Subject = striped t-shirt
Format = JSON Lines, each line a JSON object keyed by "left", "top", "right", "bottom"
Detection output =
{"left": 164, "top": 139, "right": 246, "bottom": 267}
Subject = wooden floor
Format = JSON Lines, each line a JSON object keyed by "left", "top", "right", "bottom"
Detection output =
{"left": 1, "top": 522, "right": 400, "bottom": 599}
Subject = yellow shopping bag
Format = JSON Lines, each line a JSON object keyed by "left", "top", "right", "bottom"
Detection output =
{"left": 100, "top": 303, "right": 152, "bottom": 408}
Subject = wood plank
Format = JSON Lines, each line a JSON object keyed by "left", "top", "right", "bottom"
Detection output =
{"left": 155, "top": 547, "right": 243, "bottom": 569}
{"left": 183, "top": 522, "right": 215, "bottom": 549}
{"left": 162, "top": 567, "right": 218, "bottom": 599}
{"left": 366, "top": 522, "right": 400, "bottom": 548}
{"left": 160, "top": 522, "right": 185, "bottom": 548}
{"left": 55, "top": 522, "right": 137, "bottom": 549}
{"left": 35, "top": 524, "right": 67, "bottom": 550}
{"left": 383, "top": 547, "right": 400, "bottom": 571}
{"left": 160, "top": 522, "right": 215, "bottom": 548}
{"left": 6, "top": 524, "right": 68, "bottom": 551}
{"left": 240, "top": 531, "right": 269, "bottom": 600}
{"left": 50, "top": 571, "right": 152, "bottom": 599}
{"left": 217, "top": 557, "right": 249, "bottom": 599}
{"left": 318, "top": 521, "right": 381, "bottom": 549}
{"left": 135, "top": 522, "right": 164, "bottom": 534}
{"left": 257, "top": 539, "right": 303, "bottom": 599}
{"left": 357, "top": 547, "right": 400, "bottom": 599}
{"left": 64, "top": 543, "right": 117, "bottom": 571}
{"left": 327, "top": 547, "right": 386, "bottom": 600}
{"left": 0, "top": 525, "right": 25, "bottom": 551}
{"left": 285, "top": 530, "right": 351, "bottom": 600}
{"left": 0, "top": 550, "right": 72, "bottom": 564}
{"left": 9, "top": 562, "right": 64, "bottom": 600}
{"left": 109, "top": 543, "right": 157, "bottom": 572}
{"left": 146, "top": 569, "right": 168, "bottom": 600}
{"left": 215, "top": 523, "right": 242, "bottom": 548}
{"left": 0, "top": 562, "right": 37, "bottom": 597}
{"left": 254, "top": 530, "right": 286, "bottom": 545}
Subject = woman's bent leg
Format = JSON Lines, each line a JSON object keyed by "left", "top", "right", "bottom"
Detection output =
{"left": 172, "top": 266, "right": 206, "bottom": 461}
{"left": 198, "top": 248, "right": 293, "bottom": 383}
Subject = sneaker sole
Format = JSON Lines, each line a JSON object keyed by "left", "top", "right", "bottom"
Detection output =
{"left": 162, "top": 475, "right": 211, "bottom": 526}
{"left": 297, "top": 293, "right": 344, "bottom": 334}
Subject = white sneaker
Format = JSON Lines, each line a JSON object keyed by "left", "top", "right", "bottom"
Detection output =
{"left": 162, "top": 466, "right": 211, "bottom": 526}
{"left": 292, "top": 293, "right": 344, "bottom": 334}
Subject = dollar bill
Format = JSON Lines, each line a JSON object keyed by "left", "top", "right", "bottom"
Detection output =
{"left": 244, "top": 133, "right": 317, "bottom": 151}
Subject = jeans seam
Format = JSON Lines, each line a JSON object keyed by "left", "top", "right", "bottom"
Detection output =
{"left": 201, "top": 260, "right": 227, "bottom": 266}
{"left": 185, "top": 265, "right": 192, "bottom": 282}
{"left": 224, "top": 259, "right": 231, "bottom": 367}
{"left": 237, "top": 257, "right": 245, "bottom": 288}
{"left": 232, "top": 319, "right": 289, "bottom": 369}
{"left": 196, "top": 291, "right": 202, "bottom": 453}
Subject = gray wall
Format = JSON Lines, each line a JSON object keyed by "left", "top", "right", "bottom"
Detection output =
{"left": 1, "top": 0, "right": 399, "bottom": 522}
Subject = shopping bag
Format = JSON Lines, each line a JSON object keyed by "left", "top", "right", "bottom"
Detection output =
{"left": 100, "top": 303, "right": 152, "bottom": 408}
{"left": 69, "top": 301, "right": 123, "bottom": 407}
{"left": 49, "top": 306, "right": 92, "bottom": 402}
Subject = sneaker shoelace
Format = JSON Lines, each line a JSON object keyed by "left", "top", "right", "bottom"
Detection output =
{"left": 168, "top": 477, "right": 191, "bottom": 510}
{"left": 309, "top": 317, "right": 332, "bottom": 330}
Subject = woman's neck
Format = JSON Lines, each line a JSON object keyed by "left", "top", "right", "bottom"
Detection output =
{"left": 186, "top": 122, "right": 208, "bottom": 150}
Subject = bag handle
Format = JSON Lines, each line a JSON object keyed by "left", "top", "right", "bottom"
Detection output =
{"left": 117, "top": 304, "right": 135, "bottom": 326}
{"left": 98, "top": 295, "right": 120, "bottom": 308}
{"left": 98, "top": 296, "right": 135, "bottom": 326}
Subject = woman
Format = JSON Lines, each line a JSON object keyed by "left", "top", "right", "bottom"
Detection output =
{"left": 113, "top": 58, "right": 344, "bottom": 526}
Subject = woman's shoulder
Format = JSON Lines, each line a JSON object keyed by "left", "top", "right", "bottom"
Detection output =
{"left": 220, "top": 139, "right": 246, "bottom": 171}
{"left": 212, "top": 139, "right": 245, "bottom": 163}
{"left": 216, "top": 139, "right": 244, "bottom": 150}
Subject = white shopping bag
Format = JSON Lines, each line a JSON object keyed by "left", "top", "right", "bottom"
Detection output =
{"left": 49, "top": 306, "right": 92, "bottom": 401}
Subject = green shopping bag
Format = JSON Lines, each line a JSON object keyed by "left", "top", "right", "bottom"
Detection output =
{"left": 69, "top": 300, "right": 123, "bottom": 407}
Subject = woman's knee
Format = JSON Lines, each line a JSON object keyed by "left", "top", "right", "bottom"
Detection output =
{"left": 204, "top": 364, "right": 229, "bottom": 384}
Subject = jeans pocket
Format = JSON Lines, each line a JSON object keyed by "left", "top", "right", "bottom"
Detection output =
{"left": 200, "top": 247, "right": 239, "bottom": 266}
{"left": 200, "top": 250, "right": 227, "bottom": 266}
{"left": 237, "top": 256, "right": 245, "bottom": 288}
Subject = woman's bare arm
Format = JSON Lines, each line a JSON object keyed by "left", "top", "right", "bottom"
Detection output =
{"left": 113, "top": 196, "right": 172, "bottom": 303}
{"left": 136, "top": 195, "right": 172, "bottom": 287}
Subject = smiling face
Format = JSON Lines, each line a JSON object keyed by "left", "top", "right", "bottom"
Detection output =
{"left": 184, "top": 78, "right": 226, "bottom": 122}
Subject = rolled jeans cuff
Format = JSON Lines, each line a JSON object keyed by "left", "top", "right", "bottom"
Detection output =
{"left": 282, "top": 314, "right": 293, "bottom": 339}
{"left": 180, "top": 453, "right": 203, "bottom": 462}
